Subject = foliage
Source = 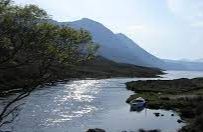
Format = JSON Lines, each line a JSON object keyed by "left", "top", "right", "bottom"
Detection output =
{"left": 0, "top": 0, "right": 97, "bottom": 92}
{"left": 0, "top": 1, "right": 97, "bottom": 129}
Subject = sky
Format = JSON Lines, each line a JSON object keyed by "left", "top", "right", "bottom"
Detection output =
{"left": 13, "top": 0, "right": 203, "bottom": 60}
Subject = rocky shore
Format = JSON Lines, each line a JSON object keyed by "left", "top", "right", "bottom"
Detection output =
{"left": 126, "top": 78, "right": 203, "bottom": 132}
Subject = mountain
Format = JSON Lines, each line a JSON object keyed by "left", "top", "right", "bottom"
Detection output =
{"left": 190, "top": 58, "right": 203, "bottom": 63}
{"left": 75, "top": 56, "right": 163, "bottom": 78}
{"left": 178, "top": 58, "right": 203, "bottom": 63}
{"left": 54, "top": 18, "right": 203, "bottom": 71}
{"left": 115, "top": 33, "right": 165, "bottom": 68}
{"left": 164, "top": 59, "right": 203, "bottom": 71}
{"left": 60, "top": 18, "right": 165, "bottom": 68}
{"left": 196, "top": 58, "right": 203, "bottom": 62}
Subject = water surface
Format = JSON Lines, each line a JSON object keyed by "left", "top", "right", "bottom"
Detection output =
{"left": 2, "top": 71, "right": 203, "bottom": 132}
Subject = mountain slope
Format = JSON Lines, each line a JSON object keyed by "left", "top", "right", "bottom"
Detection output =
{"left": 74, "top": 56, "right": 163, "bottom": 78}
{"left": 55, "top": 18, "right": 203, "bottom": 71}
{"left": 61, "top": 18, "right": 165, "bottom": 68}
{"left": 115, "top": 33, "right": 165, "bottom": 68}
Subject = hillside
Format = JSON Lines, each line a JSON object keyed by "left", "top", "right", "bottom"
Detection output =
{"left": 74, "top": 56, "right": 163, "bottom": 78}
{"left": 52, "top": 18, "right": 203, "bottom": 71}
{"left": 62, "top": 18, "right": 165, "bottom": 68}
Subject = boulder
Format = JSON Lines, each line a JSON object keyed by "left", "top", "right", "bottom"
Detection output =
{"left": 86, "top": 128, "right": 106, "bottom": 132}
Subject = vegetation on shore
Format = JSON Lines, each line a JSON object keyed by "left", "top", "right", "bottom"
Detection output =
{"left": 86, "top": 128, "right": 160, "bottom": 132}
{"left": 126, "top": 78, "right": 203, "bottom": 132}
{"left": 74, "top": 56, "right": 163, "bottom": 79}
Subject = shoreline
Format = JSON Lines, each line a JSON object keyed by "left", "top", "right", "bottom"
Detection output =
{"left": 125, "top": 77, "right": 203, "bottom": 132}
{"left": 1, "top": 72, "right": 202, "bottom": 132}
{"left": 0, "top": 71, "right": 164, "bottom": 97}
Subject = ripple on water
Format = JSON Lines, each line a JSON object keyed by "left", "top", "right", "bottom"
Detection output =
{"left": 2, "top": 71, "right": 203, "bottom": 132}
{"left": 37, "top": 80, "right": 101, "bottom": 126}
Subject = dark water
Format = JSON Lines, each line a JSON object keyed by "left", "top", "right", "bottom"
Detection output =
{"left": 2, "top": 71, "right": 203, "bottom": 132}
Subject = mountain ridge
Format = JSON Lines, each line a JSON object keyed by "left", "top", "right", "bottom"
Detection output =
{"left": 53, "top": 18, "right": 203, "bottom": 71}
{"left": 65, "top": 18, "right": 166, "bottom": 68}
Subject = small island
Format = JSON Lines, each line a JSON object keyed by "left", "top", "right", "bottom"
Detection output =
{"left": 126, "top": 78, "right": 203, "bottom": 132}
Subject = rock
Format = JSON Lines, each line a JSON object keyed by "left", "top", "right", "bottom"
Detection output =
{"left": 177, "top": 119, "right": 183, "bottom": 123}
{"left": 171, "top": 114, "right": 174, "bottom": 116}
{"left": 161, "top": 114, "right": 164, "bottom": 116}
{"left": 154, "top": 113, "right": 160, "bottom": 117}
{"left": 86, "top": 128, "right": 106, "bottom": 132}
{"left": 139, "top": 129, "right": 161, "bottom": 132}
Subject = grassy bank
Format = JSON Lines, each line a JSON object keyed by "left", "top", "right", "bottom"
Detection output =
{"left": 126, "top": 78, "right": 203, "bottom": 132}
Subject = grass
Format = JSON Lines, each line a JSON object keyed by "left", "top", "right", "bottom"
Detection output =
{"left": 125, "top": 78, "right": 203, "bottom": 132}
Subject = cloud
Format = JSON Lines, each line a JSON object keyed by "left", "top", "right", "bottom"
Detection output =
{"left": 167, "top": 0, "right": 203, "bottom": 28}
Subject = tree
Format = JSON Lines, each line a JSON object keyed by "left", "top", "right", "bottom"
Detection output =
{"left": 0, "top": 0, "right": 98, "bottom": 130}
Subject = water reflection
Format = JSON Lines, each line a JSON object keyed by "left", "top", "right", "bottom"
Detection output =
{"left": 130, "top": 106, "right": 145, "bottom": 113}
{"left": 1, "top": 71, "right": 203, "bottom": 132}
{"left": 40, "top": 80, "right": 101, "bottom": 126}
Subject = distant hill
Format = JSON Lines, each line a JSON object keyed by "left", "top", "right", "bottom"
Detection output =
{"left": 178, "top": 58, "right": 203, "bottom": 63}
{"left": 196, "top": 58, "right": 203, "bottom": 62}
{"left": 52, "top": 18, "right": 203, "bottom": 71}
{"left": 61, "top": 18, "right": 165, "bottom": 68}
{"left": 164, "top": 59, "right": 203, "bottom": 71}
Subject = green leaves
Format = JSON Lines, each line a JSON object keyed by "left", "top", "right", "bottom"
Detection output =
{"left": 0, "top": 0, "right": 98, "bottom": 87}
{"left": 22, "top": 5, "right": 48, "bottom": 19}
{"left": 0, "top": 0, "right": 11, "bottom": 13}
{"left": 0, "top": 1, "right": 99, "bottom": 127}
